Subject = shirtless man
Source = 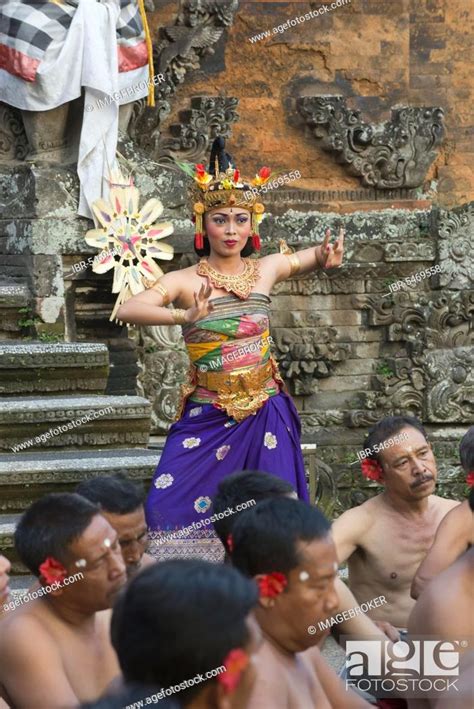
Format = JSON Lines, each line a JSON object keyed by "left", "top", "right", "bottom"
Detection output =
{"left": 332, "top": 416, "right": 460, "bottom": 630}
{"left": 412, "top": 427, "right": 474, "bottom": 598}
{"left": 212, "top": 469, "right": 398, "bottom": 643}
{"left": 407, "top": 547, "right": 474, "bottom": 709}
{"left": 76, "top": 472, "right": 155, "bottom": 579}
{"left": 0, "top": 493, "right": 127, "bottom": 708}
{"left": 0, "top": 554, "right": 11, "bottom": 613}
{"left": 231, "top": 497, "right": 370, "bottom": 708}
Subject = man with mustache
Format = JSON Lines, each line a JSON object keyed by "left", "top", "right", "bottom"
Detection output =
{"left": 332, "top": 416, "right": 460, "bottom": 632}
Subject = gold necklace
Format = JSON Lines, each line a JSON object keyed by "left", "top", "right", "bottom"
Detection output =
{"left": 197, "top": 258, "right": 260, "bottom": 300}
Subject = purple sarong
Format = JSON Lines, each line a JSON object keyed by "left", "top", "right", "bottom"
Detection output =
{"left": 146, "top": 391, "right": 308, "bottom": 561}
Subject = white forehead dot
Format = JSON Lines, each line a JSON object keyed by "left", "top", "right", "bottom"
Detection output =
{"left": 75, "top": 558, "right": 87, "bottom": 568}
{"left": 299, "top": 571, "right": 310, "bottom": 582}
{"left": 103, "top": 538, "right": 112, "bottom": 548}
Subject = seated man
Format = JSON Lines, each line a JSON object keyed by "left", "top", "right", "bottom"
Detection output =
{"left": 411, "top": 426, "right": 474, "bottom": 598}
{"left": 212, "top": 469, "right": 397, "bottom": 643}
{"left": 407, "top": 547, "right": 474, "bottom": 709}
{"left": 110, "top": 559, "right": 261, "bottom": 709}
{"left": 230, "top": 497, "right": 370, "bottom": 708}
{"left": 332, "top": 416, "right": 459, "bottom": 630}
{"left": 0, "top": 493, "right": 127, "bottom": 709}
{"left": 77, "top": 473, "right": 154, "bottom": 579}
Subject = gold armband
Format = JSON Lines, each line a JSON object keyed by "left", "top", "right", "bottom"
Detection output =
{"left": 170, "top": 309, "right": 188, "bottom": 325}
{"left": 151, "top": 280, "right": 170, "bottom": 306}
{"left": 286, "top": 252, "right": 301, "bottom": 277}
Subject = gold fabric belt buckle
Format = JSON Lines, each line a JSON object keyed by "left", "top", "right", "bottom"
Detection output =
{"left": 196, "top": 361, "right": 272, "bottom": 394}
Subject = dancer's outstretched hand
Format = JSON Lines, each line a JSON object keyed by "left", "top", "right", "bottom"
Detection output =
{"left": 320, "top": 227, "right": 345, "bottom": 269}
{"left": 185, "top": 283, "right": 214, "bottom": 323}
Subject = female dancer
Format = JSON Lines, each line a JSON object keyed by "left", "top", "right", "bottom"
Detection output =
{"left": 117, "top": 138, "right": 344, "bottom": 560}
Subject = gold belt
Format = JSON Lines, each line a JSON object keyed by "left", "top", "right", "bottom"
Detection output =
{"left": 175, "top": 356, "right": 286, "bottom": 422}
{"left": 196, "top": 360, "right": 273, "bottom": 393}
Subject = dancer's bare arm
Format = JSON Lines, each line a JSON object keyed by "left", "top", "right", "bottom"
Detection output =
{"left": 116, "top": 271, "right": 213, "bottom": 326}
{"left": 331, "top": 506, "right": 373, "bottom": 565}
{"left": 261, "top": 227, "right": 345, "bottom": 287}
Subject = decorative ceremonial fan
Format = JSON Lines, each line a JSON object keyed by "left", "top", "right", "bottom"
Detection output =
{"left": 85, "top": 168, "right": 174, "bottom": 321}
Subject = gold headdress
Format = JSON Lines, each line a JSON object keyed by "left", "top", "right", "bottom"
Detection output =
{"left": 178, "top": 137, "right": 273, "bottom": 251}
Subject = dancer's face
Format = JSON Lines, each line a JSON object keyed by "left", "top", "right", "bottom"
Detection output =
{"left": 205, "top": 207, "right": 252, "bottom": 256}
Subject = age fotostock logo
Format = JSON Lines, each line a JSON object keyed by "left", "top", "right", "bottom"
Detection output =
{"left": 345, "top": 637, "right": 469, "bottom": 699}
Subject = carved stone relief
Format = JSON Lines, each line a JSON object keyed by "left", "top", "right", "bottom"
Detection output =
{"left": 297, "top": 97, "right": 445, "bottom": 189}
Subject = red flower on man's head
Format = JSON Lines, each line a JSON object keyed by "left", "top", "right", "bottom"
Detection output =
{"left": 217, "top": 648, "right": 249, "bottom": 693}
{"left": 466, "top": 471, "right": 474, "bottom": 487}
{"left": 257, "top": 571, "right": 287, "bottom": 598}
{"left": 38, "top": 557, "right": 68, "bottom": 585}
{"left": 361, "top": 458, "right": 384, "bottom": 482}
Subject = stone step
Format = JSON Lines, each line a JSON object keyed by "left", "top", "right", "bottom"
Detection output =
{"left": 0, "top": 447, "right": 159, "bottom": 514}
{"left": 0, "top": 342, "right": 109, "bottom": 396}
{"left": 0, "top": 395, "right": 152, "bottom": 452}
{"left": 0, "top": 448, "right": 159, "bottom": 573}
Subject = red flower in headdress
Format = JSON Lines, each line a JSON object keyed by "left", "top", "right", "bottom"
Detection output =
{"left": 195, "top": 163, "right": 206, "bottom": 176}
{"left": 38, "top": 557, "right": 68, "bottom": 585}
{"left": 258, "top": 167, "right": 271, "bottom": 180}
{"left": 361, "top": 458, "right": 384, "bottom": 482}
{"left": 217, "top": 648, "right": 249, "bottom": 693}
{"left": 257, "top": 571, "right": 288, "bottom": 598}
{"left": 226, "top": 533, "right": 234, "bottom": 553}
{"left": 466, "top": 471, "right": 474, "bottom": 487}
{"left": 233, "top": 169, "right": 240, "bottom": 183}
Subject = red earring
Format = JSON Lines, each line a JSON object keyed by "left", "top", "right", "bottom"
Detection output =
{"left": 251, "top": 233, "right": 261, "bottom": 251}
{"left": 195, "top": 233, "right": 204, "bottom": 250}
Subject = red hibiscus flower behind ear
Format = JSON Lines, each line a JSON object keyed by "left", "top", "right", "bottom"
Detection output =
{"left": 257, "top": 571, "right": 288, "bottom": 598}
{"left": 466, "top": 471, "right": 474, "bottom": 487}
{"left": 217, "top": 648, "right": 249, "bottom": 693}
{"left": 361, "top": 458, "right": 384, "bottom": 482}
{"left": 38, "top": 557, "right": 68, "bottom": 585}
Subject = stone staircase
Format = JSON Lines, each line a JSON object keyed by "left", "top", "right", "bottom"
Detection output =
{"left": 0, "top": 340, "right": 159, "bottom": 586}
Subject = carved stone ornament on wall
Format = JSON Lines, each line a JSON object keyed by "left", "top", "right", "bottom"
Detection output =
{"left": 0, "top": 104, "right": 29, "bottom": 162}
{"left": 129, "top": 0, "right": 239, "bottom": 155}
{"left": 129, "top": 322, "right": 189, "bottom": 433}
{"left": 297, "top": 97, "right": 445, "bottom": 189}
{"left": 158, "top": 95, "right": 239, "bottom": 162}
{"left": 273, "top": 327, "right": 350, "bottom": 395}
{"left": 435, "top": 201, "right": 474, "bottom": 291}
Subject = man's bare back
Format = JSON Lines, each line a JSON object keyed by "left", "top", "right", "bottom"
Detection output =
{"left": 0, "top": 599, "right": 119, "bottom": 708}
{"left": 333, "top": 493, "right": 459, "bottom": 628}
